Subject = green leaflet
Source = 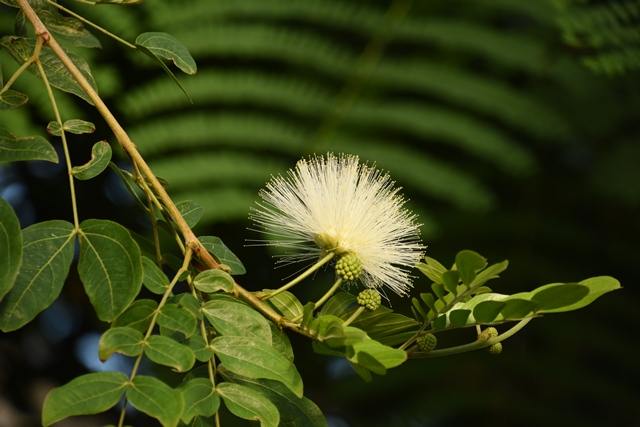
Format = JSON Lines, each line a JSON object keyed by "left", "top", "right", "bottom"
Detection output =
{"left": 71, "top": 141, "right": 112, "bottom": 180}
{"left": 98, "top": 326, "right": 144, "bottom": 360}
{"left": 77, "top": 219, "right": 143, "bottom": 322}
{"left": 0, "top": 89, "right": 28, "bottom": 110}
{"left": 202, "top": 296, "right": 272, "bottom": 345}
{"left": 220, "top": 366, "right": 327, "bottom": 427}
{"left": 127, "top": 376, "right": 184, "bottom": 427}
{"left": 42, "top": 372, "right": 129, "bottom": 426}
{"left": 0, "top": 197, "right": 21, "bottom": 302}
{"left": 211, "top": 336, "right": 304, "bottom": 398}
{"left": 178, "top": 378, "right": 219, "bottom": 423}
{"left": 0, "top": 220, "right": 75, "bottom": 332}
{"left": 175, "top": 200, "right": 203, "bottom": 228}
{"left": 47, "top": 119, "right": 96, "bottom": 136}
{"left": 216, "top": 382, "right": 279, "bottom": 427}
{"left": 198, "top": 236, "right": 246, "bottom": 275}
{"left": 144, "top": 335, "right": 196, "bottom": 372}
{"left": 0, "top": 127, "right": 58, "bottom": 163}
{"left": 193, "top": 269, "right": 235, "bottom": 293}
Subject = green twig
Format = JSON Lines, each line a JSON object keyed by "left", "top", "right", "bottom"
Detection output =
{"left": 262, "top": 252, "right": 336, "bottom": 300}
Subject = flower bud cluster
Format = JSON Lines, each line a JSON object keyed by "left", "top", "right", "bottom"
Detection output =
{"left": 416, "top": 333, "right": 437, "bottom": 352}
{"left": 356, "top": 289, "right": 381, "bottom": 311}
{"left": 336, "top": 253, "right": 362, "bottom": 282}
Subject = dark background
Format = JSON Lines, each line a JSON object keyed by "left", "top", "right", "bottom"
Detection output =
{"left": 0, "top": 1, "right": 638, "bottom": 426}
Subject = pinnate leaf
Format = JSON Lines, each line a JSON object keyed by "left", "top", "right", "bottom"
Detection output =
{"left": 0, "top": 220, "right": 74, "bottom": 332}
{"left": 141, "top": 256, "right": 170, "bottom": 294}
{"left": 175, "top": 200, "right": 203, "bottom": 228}
{"left": 216, "top": 382, "right": 279, "bottom": 427}
{"left": 112, "top": 299, "right": 157, "bottom": 333}
{"left": 455, "top": 250, "right": 487, "bottom": 286}
{"left": 47, "top": 119, "right": 96, "bottom": 136}
{"left": 135, "top": 32, "right": 196, "bottom": 74}
{"left": 0, "top": 127, "right": 57, "bottom": 163}
{"left": 42, "top": 372, "right": 128, "bottom": 426}
{"left": 127, "top": 376, "right": 183, "bottom": 427}
{"left": 78, "top": 219, "right": 143, "bottom": 322}
{"left": 0, "top": 197, "right": 21, "bottom": 302}
{"left": 211, "top": 336, "right": 303, "bottom": 398}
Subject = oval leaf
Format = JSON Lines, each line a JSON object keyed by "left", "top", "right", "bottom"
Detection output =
{"left": 202, "top": 297, "right": 272, "bottom": 345}
{"left": 532, "top": 283, "right": 590, "bottom": 312}
{"left": 127, "top": 376, "right": 183, "bottom": 427}
{"left": 175, "top": 200, "right": 203, "bottom": 228}
{"left": 42, "top": 372, "right": 128, "bottom": 426}
{"left": 78, "top": 219, "right": 143, "bottom": 322}
{"left": 211, "top": 336, "right": 303, "bottom": 398}
{"left": 265, "top": 290, "right": 304, "bottom": 319}
{"left": 72, "top": 141, "right": 112, "bottom": 180}
{"left": 157, "top": 303, "right": 198, "bottom": 338}
{"left": 455, "top": 250, "right": 487, "bottom": 286}
{"left": 135, "top": 32, "right": 196, "bottom": 75}
{"left": 141, "top": 256, "right": 170, "bottom": 294}
{"left": 99, "top": 326, "right": 144, "bottom": 361}
{"left": 144, "top": 334, "right": 196, "bottom": 372}
{"left": 537, "top": 277, "right": 621, "bottom": 313}
{"left": 193, "top": 269, "right": 235, "bottom": 293}
{"left": 473, "top": 300, "right": 507, "bottom": 323}
{"left": 0, "top": 220, "right": 75, "bottom": 332}
{"left": 0, "top": 197, "right": 22, "bottom": 301}
{"left": 64, "top": 119, "right": 96, "bottom": 134}
{"left": 350, "top": 340, "right": 407, "bottom": 370}
{"left": 0, "top": 127, "right": 58, "bottom": 163}
{"left": 220, "top": 366, "right": 327, "bottom": 427}
{"left": 112, "top": 299, "right": 157, "bottom": 333}
{"left": 178, "top": 378, "right": 219, "bottom": 424}
{"left": 216, "top": 382, "right": 279, "bottom": 427}
{"left": 0, "top": 89, "right": 28, "bottom": 110}
{"left": 198, "top": 236, "right": 246, "bottom": 275}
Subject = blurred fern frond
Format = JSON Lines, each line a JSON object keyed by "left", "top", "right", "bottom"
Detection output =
{"left": 111, "top": 0, "right": 611, "bottom": 236}
{"left": 554, "top": 0, "right": 640, "bottom": 74}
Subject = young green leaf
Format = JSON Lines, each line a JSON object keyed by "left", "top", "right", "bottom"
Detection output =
{"left": 211, "top": 336, "right": 304, "bottom": 398}
{"left": 473, "top": 300, "right": 507, "bottom": 323}
{"left": 178, "top": 378, "right": 219, "bottom": 424}
{"left": 0, "top": 220, "right": 74, "bottom": 332}
{"left": 175, "top": 200, "right": 203, "bottom": 228}
{"left": 112, "top": 299, "right": 158, "bottom": 333}
{"left": 127, "top": 376, "right": 183, "bottom": 427}
{"left": 144, "top": 335, "right": 196, "bottom": 372}
{"left": 72, "top": 141, "right": 112, "bottom": 180}
{"left": 449, "top": 309, "right": 472, "bottom": 327}
{"left": 141, "top": 256, "right": 170, "bottom": 294}
{"left": 501, "top": 298, "right": 538, "bottom": 319}
{"left": 78, "top": 219, "right": 143, "bottom": 322}
{"left": 193, "top": 269, "right": 235, "bottom": 293}
{"left": 48, "top": 119, "right": 96, "bottom": 136}
{"left": 538, "top": 276, "right": 621, "bottom": 313}
{"left": 42, "top": 372, "right": 128, "bottom": 426}
{"left": 198, "top": 236, "right": 246, "bottom": 275}
{"left": 0, "top": 197, "right": 21, "bottom": 302}
{"left": 216, "top": 382, "right": 279, "bottom": 427}
{"left": 98, "top": 326, "right": 144, "bottom": 360}
{"left": 0, "top": 89, "right": 28, "bottom": 110}
{"left": 319, "top": 292, "right": 356, "bottom": 317}
{"left": 220, "top": 367, "right": 327, "bottom": 427}
{"left": 202, "top": 297, "right": 272, "bottom": 345}
{"left": 349, "top": 340, "right": 407, "bottom": 370}
{"left": 0, "top": 128, "right": 58, "bottom": 163}
{"left": 455, "top": 250, "right": 487, "bottom": 286}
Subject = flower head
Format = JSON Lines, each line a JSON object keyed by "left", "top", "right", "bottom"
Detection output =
{"left": 249, "top": 153, "right": 426, "bottom": 296}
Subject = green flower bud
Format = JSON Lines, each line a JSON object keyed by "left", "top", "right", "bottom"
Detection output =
{"left": 488, "top": 342, "right": 502, "bottom": 355}
{"left": 416, "top": 333, "right": 437, "bottom": 352}
{"left": 478, "top": 326, "right": 499, "bottom": 342}
{"left": 356, "top": 288, "right": 381, "bottom": 311}
{"left": 336, "top": 253, "right": 362, "bottom": 282}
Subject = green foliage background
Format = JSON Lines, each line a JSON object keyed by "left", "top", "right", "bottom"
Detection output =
{"left": 0, "top": 0, "right": 638, "bottom": 426}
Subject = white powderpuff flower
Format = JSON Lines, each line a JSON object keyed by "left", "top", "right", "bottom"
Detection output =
{"left": 249, "top": 153, "right": 426, "bottom": 296}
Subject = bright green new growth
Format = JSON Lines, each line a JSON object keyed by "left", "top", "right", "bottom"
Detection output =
{"left": 336, "top": 253, "right": 363, "bottom": 282}
{"left": 356, "top": 288, "right": 381, "bottom": 311}
{"left": 416, "top": 333, "right": 437, "bottom": 352}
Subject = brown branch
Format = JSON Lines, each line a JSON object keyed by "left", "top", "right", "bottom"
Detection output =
{"left": 14, "top": 0, "right": 309, "bottom": 335}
